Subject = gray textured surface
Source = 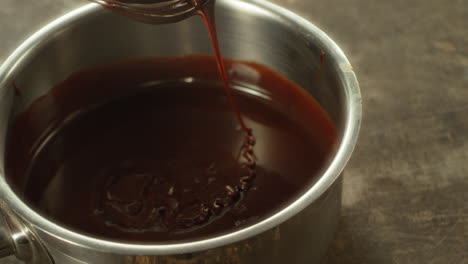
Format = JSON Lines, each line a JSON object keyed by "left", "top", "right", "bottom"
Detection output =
{"left": 0, "top": 0, "right": 467, "bottom": 263}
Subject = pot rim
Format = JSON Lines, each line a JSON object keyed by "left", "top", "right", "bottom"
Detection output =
{"left": 0, "top": 0, "right": 361, "bottom": 255}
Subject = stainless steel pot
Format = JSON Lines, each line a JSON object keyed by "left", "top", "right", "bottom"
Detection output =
{"left": 0, "top": 1, "right": 361, "bottom": 263}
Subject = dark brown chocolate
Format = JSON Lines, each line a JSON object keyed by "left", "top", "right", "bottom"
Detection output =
{"left": 6, "top": 56, "right": 337, "bottom": 243}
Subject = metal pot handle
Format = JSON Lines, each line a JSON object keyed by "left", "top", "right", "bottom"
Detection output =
{"left": 0, "top": 204, "right": 53, "bottom": 264}
{"left": 0, "top": 222, "right": 14, "bottom": 258}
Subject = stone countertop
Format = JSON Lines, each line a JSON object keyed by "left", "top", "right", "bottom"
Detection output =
{"left": 0, "top": 0, "right": 466, "bottom": 263}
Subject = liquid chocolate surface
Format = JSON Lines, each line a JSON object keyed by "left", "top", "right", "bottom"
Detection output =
{"left": 6, "top": 56, "right": 337, "bottom": 242}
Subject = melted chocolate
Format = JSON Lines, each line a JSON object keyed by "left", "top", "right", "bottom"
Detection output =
{"left": 6, "top": 56, "right": 337, "bottom": 242}
{"left": 99, "top": 0, "right": 258, "bottom": 229}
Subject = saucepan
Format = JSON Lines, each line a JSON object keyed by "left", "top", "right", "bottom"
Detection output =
{"left": 0, "top": 0, "right": 361, "bottom": 263}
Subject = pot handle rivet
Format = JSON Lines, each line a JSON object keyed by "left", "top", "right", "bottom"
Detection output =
{"left": 0, "top": 203, "right": 53, "bottom": 264}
